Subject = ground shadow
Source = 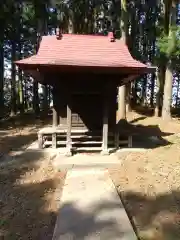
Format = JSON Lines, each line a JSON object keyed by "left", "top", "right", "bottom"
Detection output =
{"left": 73, "top": 149, "right": 102, "bottom": 154}
{"left": 0, "top": 149, "right": 65, "bottom": 240}
{"left": 117, "top": 119, "right": 173, "bottom": 149}
{"left": 131, "top": 105, "right": 180, "bottom": 119}
{"left": 0, "top": 132, "right": 38, "bottom": 154}
{"left": 117, "top": 190, "right": 180, "bottom": 240}
{"left": 72, "top": 148, "right": 118, "bottom": 155}
{"left": 130, "top": 105, "right": 155, "bottom": 117}
{"left": 0, "top": 111, "right": 51, "bottom": 131}
{"left": 0, "top": 112, "right": 52, "bottom": 154}
{"left": 53, "top": 200, "right": 135, "bottom": 239}
{"left": 129, "top": 116, "right": 147, "bottom": 124}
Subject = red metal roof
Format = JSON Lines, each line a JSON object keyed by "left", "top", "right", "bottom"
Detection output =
{"left": 15, "top": 34, "right": 151, "bottom": 70}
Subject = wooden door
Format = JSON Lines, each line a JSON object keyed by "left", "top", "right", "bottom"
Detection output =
{"left": 72, "top": 93, "right": 103, "bottom": 131}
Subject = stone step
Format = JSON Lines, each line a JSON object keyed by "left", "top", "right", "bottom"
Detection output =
{"left": 53, "top": 153, "right": 121, "bottom": 170}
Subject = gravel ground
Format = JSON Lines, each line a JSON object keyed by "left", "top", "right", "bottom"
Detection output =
{"left": 2, "top": 112, "right": 180, "bottom": 239}
{"left": 110, "top": 114, "right": 180, "bottom": 240}
{"left": 0, "top": 151, "right": 66, "bottom": 240}
{"left": 0, "top": 118, "right": 66, "bottom": 240}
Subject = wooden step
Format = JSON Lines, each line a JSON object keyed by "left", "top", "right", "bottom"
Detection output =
{"left": 44, "top": 140, "right": 128, "bottom": 146}
{"left": 45, "top": 135, "right": 102, "bottom": 140}
{"left": 39, "top": 127, "right": 89, "bottom": 134}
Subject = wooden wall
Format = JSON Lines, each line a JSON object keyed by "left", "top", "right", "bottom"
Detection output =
{"left": 45, "top": 72, "right": 117, "bottom": 132}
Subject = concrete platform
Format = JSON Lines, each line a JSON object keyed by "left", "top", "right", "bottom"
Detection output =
{"left": 53, "top": 153, "right": 122, "bottom": 170}
{"left": 52, "top": 166, "right": 137, "bottom": 240}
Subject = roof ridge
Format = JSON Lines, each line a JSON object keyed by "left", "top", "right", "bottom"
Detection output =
{"left": 42, "top": 34, "right": 110, "bottom": 39}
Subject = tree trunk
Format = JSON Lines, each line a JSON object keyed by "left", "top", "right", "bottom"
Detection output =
{"left": 155, "top": 70, "right": 161, "bottom": 117}
{"left": 155, "top": 66, "right": 165, "bottom": 117}
{"left": 33, "top": 29, "right": 40, "bottom": 115}
{"left": 175, "top": 74, "right": 180, "bottom": 108}
{"left": 150, "top": 73, "right": 155, "bottom": 108}
{"left": 118, "top": 85, "right": 126, "bottom": 119}
{"left": 24, "top": 76, "right": 28, "bottom": 111}
{"left": 162, "top": 63, "right": 173, "bottom": 120}
{"left": 118, "top": 0, "right": 128, "bottom": 120}
{"left": 34, "top": 2, "right": 48, "bottom": 116}
{"left": 18, "top": 65, "right": 24, "bottom": 114}
{"left": 131, "top": 82, "right": 137, "bottom": 107}
{"left": 142, "top": 77, "right": 147, "bottom": 106}
{"left": 0, "top": 38, "right": 4, "bottom": 117}
{"left": 126, "top": 82, "right": 132, "bottom": 112}
{"left": 154, "top": 0, "right": 167, "bottom": 117}
{"left": 33, "top": 81, "right": 40, "bottom": 115}
{"left": 37, "top": 19, "right": 48, "bottom": 116}
{"left": 42, "top": 85, "right": 48, "bottom": 115}
{"left": 17, "top": 3, "right": 24, "bottom": 114}
{"left": 10, "top": 41, "right": 17, "bottom": 116}
{"left": 162, "top": 0, "right": 175, "bottom": 120}
{"left": 68, "top": 10, "right": 74, "bottom": 34}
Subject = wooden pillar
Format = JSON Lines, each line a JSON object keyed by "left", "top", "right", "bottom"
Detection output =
{"left": 128, "top": 135, "right": 133, "bottom": 148}
{"left": 101, "top": 85, "right": 109, "bottom": 155}
{"left": 52, "top": 132, "right": 57, "bottom": 149}
{"left": 114, "top": 127, "right": 120, "bottom": 149}
{"left": 52, "top": 87, "right": 58, "bottom": 127}
{"left": 65, "top": 97, "right": 72, "bottom": 156}
{"left": 52, "top": 108, "right": 58, "bottom": 127}
{"left": 52, "top": 93, "right": 58, "bottom": 147}
{"left": 59, "top": 115, "right": 61, "bottom": 126}
{"left": 38, "top": 133, "right": 43, "bottom": 149}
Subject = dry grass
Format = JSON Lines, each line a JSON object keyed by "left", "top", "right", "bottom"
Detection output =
{"left": 110, "top": 113, "right": 180, "bottom": 240}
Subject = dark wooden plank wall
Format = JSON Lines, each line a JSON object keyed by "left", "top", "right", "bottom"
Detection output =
{"left": 46, "top": 72, "right": 117, "bottom": 132}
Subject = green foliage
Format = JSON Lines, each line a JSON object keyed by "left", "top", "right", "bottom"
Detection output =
{"left": 121, "top": 0, "right": 127, "bottom": 11}
{"left": 22, "top": 3, "right": 35, "bottom": 22}
{"left": 0, "top": 0, "right": 179, "bottom": 115}
{"left": 157, "top": 26, "right": 180, "bottom": 59}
